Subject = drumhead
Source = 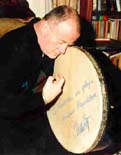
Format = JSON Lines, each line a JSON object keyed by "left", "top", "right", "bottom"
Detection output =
{"left": 47, "top": 46, "right": 108, "bottom": 154}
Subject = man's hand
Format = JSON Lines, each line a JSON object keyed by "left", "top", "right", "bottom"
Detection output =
{"left": 42, "top": 75, "right": 65, "bottom": 104}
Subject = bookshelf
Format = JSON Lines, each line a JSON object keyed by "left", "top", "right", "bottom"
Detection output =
{"left": 77, "top": 0, "right": 121, "bottom": 47}
{"left": 77, "top": 0, "right": 121, "bottom": 70}
{"left": 91, "top": 0, "right": 121, "bottom": 41}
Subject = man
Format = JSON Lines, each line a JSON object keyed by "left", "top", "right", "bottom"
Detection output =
{"left": 0, "top": 5, "right": 80, "bottom": 155}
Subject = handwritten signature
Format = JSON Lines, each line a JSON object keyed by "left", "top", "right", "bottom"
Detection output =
{"left": 72, "top": 116, "right": 89, "bottom": 136}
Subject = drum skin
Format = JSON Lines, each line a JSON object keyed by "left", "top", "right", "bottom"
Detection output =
{"left": 47, "top": 46, "right": 121, "bottom": 154}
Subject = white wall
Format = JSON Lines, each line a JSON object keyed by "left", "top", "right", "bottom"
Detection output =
{"left": 27, "top": 0, "right": 52, "bottom": 18}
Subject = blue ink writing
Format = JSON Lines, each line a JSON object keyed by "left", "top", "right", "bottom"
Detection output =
{"left": 77, "top": 93, "right": 96, "bottom": 108}
{"left": 72, "top": 116, "right": 89, "bottom": 136}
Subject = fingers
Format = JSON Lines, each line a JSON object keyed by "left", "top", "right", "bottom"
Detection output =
{"left": 48, "top": 75, "right": 65, "bottom": 86}
{"left": 42, "top": 75, "right": 65, "bottom": 104}
{"left": 56, "top": 77, "right": 65, "bottom": 89}
{"left": 47, "top": 76, "right": 55, "bottom": 83}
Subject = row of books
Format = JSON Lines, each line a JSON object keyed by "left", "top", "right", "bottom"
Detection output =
{"left": 93, "top": 0, "right": 121, "bottom": 12}
{"left": 92, "top": 17, "right": 121, "bottom": 41}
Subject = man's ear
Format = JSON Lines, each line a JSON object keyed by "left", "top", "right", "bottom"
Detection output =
{"left": 41, "top": 20, "right": 50, "bottom": 34}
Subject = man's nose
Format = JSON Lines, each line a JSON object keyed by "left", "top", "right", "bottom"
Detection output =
{"left": 60, "top": 43, "right": 68, "bottom": 54}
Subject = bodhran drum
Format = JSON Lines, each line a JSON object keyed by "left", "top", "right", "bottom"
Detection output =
{"left": 47, "top": 46, "right": 121, "bottom": 154}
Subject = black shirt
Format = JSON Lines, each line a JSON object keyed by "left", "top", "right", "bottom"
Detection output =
{"left": 0, "top": 19, "right": 71, "bottom": 155}
{"left": 0, "top": 19, "right": 54, "bottom": 118}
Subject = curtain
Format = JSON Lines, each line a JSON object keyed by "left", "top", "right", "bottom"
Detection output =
{"left": 80, "top": 0, "right": 93, "bottom": 22}
{"left": 45, "top": 0, "right": 52, "bottom": 14}
{"left": 52, "top": 0, "right": 80, "bottom": 13}
{"left": 28, "top": 0, "right": 52, "bottom": 17}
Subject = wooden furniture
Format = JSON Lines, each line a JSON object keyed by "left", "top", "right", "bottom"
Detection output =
{"left": 0, "top": 18, "right": 25, "bottom": 37}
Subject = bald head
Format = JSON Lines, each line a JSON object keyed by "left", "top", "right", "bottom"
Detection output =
{"left": 34, "top": 5, "right": 81, "bottom": 59}
{"left": 43, "top": 5, "right": 81, "bottom": 33}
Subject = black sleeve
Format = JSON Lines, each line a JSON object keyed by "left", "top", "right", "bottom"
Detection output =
{"left": 0, "top": 34, "right": 46, "bottom": 119}
{"left": 0, "top": 85, "right": 46, "bottom": 119}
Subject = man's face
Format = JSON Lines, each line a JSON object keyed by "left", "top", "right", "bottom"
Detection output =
{"left": 43, "top": 18, "right": 80, "bottom": 59}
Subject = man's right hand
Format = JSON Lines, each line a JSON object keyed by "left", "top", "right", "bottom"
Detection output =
{"left": 42, "top": 75, "right": 65, "bottom": 104}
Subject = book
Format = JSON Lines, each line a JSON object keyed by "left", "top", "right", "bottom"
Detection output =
{"left": 116, "top": 0, "right": 121, "bottom": 12}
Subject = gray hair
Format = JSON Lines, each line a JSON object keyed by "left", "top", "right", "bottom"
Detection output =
{"left": 43, "top": 5, "right": 80, "bottom": 25}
